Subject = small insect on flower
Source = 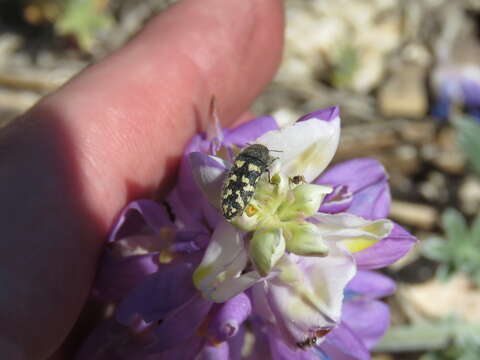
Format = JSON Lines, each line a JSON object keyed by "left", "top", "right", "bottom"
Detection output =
{"left": 289, "top": 175, "right": 306, "bottom": 186}
{"left": 296, "top": 336, "right": 318, "bottom": 349}
{"left": 296, "top": 329, "right": 332, "bottom": 350}
{"left": 221, "top": 144, "right": 273, "bottom": 220}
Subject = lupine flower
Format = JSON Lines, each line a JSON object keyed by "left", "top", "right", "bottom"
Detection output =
{"left": 431, "top": 62, "right": 480, "bottom": 121}
{"left": 76, "top": 107, "right": 416, "bottom": 360}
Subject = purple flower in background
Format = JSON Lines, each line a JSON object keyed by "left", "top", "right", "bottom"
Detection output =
{"left": 77, "top": 107, "right": 416, "bottom": 360}
{"left": 431, "top": 63, "right": 480, "bottom": 121}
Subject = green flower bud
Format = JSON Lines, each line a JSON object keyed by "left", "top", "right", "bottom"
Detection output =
{"left": 284, "top": 221, "right": 329, "bottom": 256}
{"left": 278, "top": 184, "right": 332, "bottom": 221}
{"left": 250, "top": 228, "right": 285, "bottom": 276}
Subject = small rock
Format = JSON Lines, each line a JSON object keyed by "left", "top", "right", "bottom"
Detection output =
{"left": 400, "top": 121, "right": 435, "bottom": 144}
{"left": 400, "top": 274, "right": 480, "bottom": 323}
{"left": 420, "top": 143, "right": 438, "bottom": 162}
{"left": 433, "top": 150, "right": 465, "bottom": 174}
{"left": 459, "top": 176, "right": 480, "bottom": 215}
{"left": 402, "top": 42, "right": 432, "bottom": 67}
{"left": 389, "top": 200, "right": 438, "bottom": 230}
{"left": 378, "top": 63, "right": 428, "bottom": 118}
{"left": 431, "top": 127, "right": 465, "bottom": 174}
{"left": 393, "top": 145, "right": 420, "bottom": 175}
{"left": 419, "top": 171, "right": 449, "bottom": 204}
{"left": 388, "top": 172, "right": 414, "bottom": 196}
{"left": 437, "top": 127, "right": 456, "bottom": 149}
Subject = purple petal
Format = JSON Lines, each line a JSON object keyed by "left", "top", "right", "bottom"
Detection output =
{"left": 174, "top": 136, "right": 211, "bottom": 226}
{"left": 149, "top": 294, "right": 212, "bottom": 352}
{"left": 244, "top": 319, "right": 271, "bottom": 360}
{"left": 75, "top": 318, "right": 147, "bottom": 360}
{"left": 354, "top": 223, "right": 417, "bottom": 269}
{"left": 227, "top": 326, "right": 245, "bottom": 360}
{"left": 116, "top": 262, "right": 197, "bottom": 325}
{"left": 321, "top": 323, "right": 370, "bottom": 360}
{"left": 346, "top": 270, "right": 396, "bottom": 299}
{"left": 316, "top": 158, "right": 390, "bottom": 220}
{"left": 198, "top": 342, "right": 230, "bottom": 360}
{"left": 165, "top": 189, "right": 202, "bottom": 231}
{"left": 208, "top": 292, "right": 252, "bottom": 342}
{"left": 93, "top": 250, "right": 160, "bottom": 302}
{"left": 172, "top": 231, "right": 210, "bottom": 253}
{"left": 152, "top": 335, "right": 205, "bottom": 360}
{"left": 224, "top": 116, "right": 279, "bottom": 146}
{"left": 298, "top": 106, "right": 340, "bottom": 123}
{"left": 319, "top": 185, "right": 353, "bottom": 214}
{"left": 109, "top": 200, "right": 173, "bottom": 243}
{"left": 189, "top": 151, "right": 229, "bottom": 210}
{"left": 462, "top": 77, "right": 480, "bottom": 107}
{"left": 342, "top": 299, "right": 390, "bottom": 349}
{"left": 348, "top": 181, "right": 390, "bottom": 220}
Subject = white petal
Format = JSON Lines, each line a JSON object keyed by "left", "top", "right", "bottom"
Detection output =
{"left": 189, "top": 152, "right": 229, "bottom": 208}
{"left": 209, "top": 270, "right": 262, "bottom": 303}
{"left": 310, "top": 213, "right": 393, "bottom": 253}
{"left": 256, "top": 117, "right": 340, "bottom": 182}
{"left": 266, "top": 242, "right": 356, "bottom": 345}
{"left": 193, "top": 221, "right": 248, "bottom": 301}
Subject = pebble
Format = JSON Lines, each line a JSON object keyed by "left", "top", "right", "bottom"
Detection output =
{"left": 392, "top": 145, "right": 420, "bottom": 174}
{"left": 378, "top": 63, "right": 428, "bottom": 118}
{"left": 389, "top": 200, "right": 438, "bottom": 230}
{"left": 400, "top": 274, "right": 480, "bottom": 323}
{"left": 459, "top": 176, "right": 480, "bottom": 215}
{"left": 419, "top": 171, "right": 449, "bottom": 204}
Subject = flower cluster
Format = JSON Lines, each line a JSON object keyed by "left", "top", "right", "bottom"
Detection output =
{"left": 77, "top": 107, "right": 416, "bottom": 360}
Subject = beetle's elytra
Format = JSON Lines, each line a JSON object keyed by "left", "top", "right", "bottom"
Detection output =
{"left": 221, "top": 144, "right": 271, "bottom": 220}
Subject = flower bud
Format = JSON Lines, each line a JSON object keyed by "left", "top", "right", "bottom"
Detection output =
{"left": 278, "top": 184, "right": 332, "bottom": 220}
{"left": 249, "top": 228, "right": 285, "bottom": 276}
{"left": 284, "top": 221, "right": 329, "bottom": 256}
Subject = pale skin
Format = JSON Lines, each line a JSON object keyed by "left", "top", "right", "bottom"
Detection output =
{"left": 0, "top": 1, "right": 284, "bottom": 359}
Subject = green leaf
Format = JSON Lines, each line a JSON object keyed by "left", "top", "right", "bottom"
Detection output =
{"left": 55, "top": 0, "right": 113, "bottom": 52}
{"left": 422, "top": 237, "right": 451, "bottom": 262}
{"left": 441, "top": 208, "right": 468, "bottom": 244}
{"left": 374, "top": 322, "right": 451, "bottom": 352}
{"left": 455, "top": 116, "right": 480, "bottom": 176}
{"left": 470, "top": 214, "right": 480, "bottom": 246}
{"left": 331, "top": 44, "right": 359, "bottom": 89}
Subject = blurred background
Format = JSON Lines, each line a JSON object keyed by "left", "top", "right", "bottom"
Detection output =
{"left": 1, "top": 0, "right": 480, "bottom": 358}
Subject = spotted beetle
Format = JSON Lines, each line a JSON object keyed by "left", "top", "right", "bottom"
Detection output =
{"left": 221, "top": 144, "right": 272, "bottom": 220}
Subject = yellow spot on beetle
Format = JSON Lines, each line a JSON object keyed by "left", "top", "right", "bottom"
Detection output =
{"left": 248, "top": 163, "right": 261, "bottom": 172}
{"left": 223, "top": 189, "right": 233, "bottom": 199}
{"left": 245, "top": 204, "right": 257, "bottom": 217}
{"left": 243, "top": 184, "right": 255, "bottom": 192}
{"left": 235, "top": 160, "right": 245, "bottom": 167}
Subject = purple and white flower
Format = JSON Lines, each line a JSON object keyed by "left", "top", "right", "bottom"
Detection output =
{"left": 77, "top": 107, "right": 416, "bottom": 360}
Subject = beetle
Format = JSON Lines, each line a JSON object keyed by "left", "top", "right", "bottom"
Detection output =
{"left": 221, "top": 144, "right": 272, "bottom": 220}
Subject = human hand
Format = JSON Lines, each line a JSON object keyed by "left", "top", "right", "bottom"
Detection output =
{"left": 0, "top": 1, "right": 284, "bottom": 359}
